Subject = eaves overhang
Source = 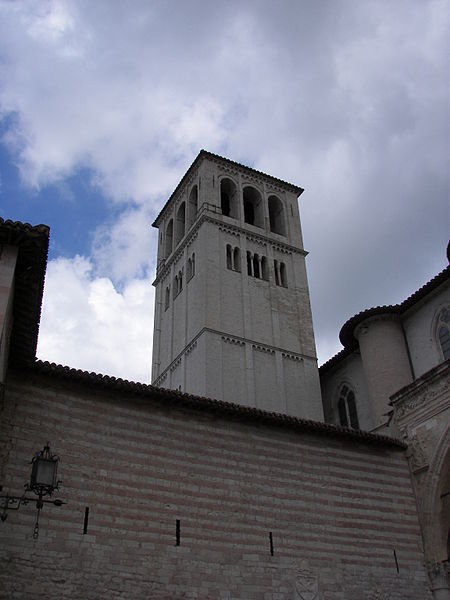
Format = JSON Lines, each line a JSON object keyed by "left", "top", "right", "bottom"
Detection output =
{"left": 320, "top": 265, "right": 450, "bottom": 375}
{"left": 0, "top": 218, "right": 49, "bottom": 365}
{"left": 19, "top": 359, "right": 406, "bottom": 450}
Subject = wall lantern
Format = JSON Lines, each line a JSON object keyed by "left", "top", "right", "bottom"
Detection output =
{"left": 0, "top": 442, "right": 65, "bottom": 539}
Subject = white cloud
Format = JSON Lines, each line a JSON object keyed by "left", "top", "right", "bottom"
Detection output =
{"left": 1, "top": 0, "right": 448, "bottom": 375}
{"left": 37, "top": 255, "right": 154, "bottom": 382}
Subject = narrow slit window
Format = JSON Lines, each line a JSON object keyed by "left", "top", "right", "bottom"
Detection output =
{"left": 83, "top": 507, "right": 89, "bottom": 534}
{"left": 165, "top": 285, "right": 170, "bottom": 310}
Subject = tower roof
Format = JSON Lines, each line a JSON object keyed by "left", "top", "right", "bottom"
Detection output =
{"left": 152, "top": 150, "right": 304, "bottom": 227}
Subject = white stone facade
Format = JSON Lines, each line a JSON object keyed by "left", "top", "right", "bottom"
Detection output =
{"left": 320, "top": 270, "right": 450, "bottom": 434}
{"left": 151, "top": 151, "right": 323, "bottom": 420}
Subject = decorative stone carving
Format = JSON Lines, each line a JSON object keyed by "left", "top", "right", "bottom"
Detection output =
{"left": 221, "top": 336, "right": 245, "bottom": 346}
{"left": 252, "top": 343, "right": 275, "bottom": 355}
{"left": 406, "top": 431, "right": 429, "bottom": 472}
{"left": 294, "top": 561, "right": 319, "bottom": 600}
{"left": 282, "top": 352, "right": 303, "bottom": 362}
{"left": 427, "top": 561, "right": 450, "bottom": 594}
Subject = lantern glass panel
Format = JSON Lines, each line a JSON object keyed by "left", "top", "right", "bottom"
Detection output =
{"left": 34, "top": 459, "right": 57, "bottom": 487}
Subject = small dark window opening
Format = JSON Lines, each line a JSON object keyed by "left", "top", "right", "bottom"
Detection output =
{"left": 261, "top": 256, "right": 268, "bottom": 281}
{"left": 175, "top": 202, "right": 186, "bottom": 246}
{"left": 274, "top": 260, "right": 288, "bottom": 287}
{"left": 247, "top": 251, "right": 253, "bottom": 276}
{"left": 233, "top": 247, "right": 241, "bottom": 272}
{"left": 164, "top": 219, "right": 173, "bottom": 259}
{"left": 221, "top": 192, "right": 230, "bottom": 216}
{"left": 226, "top": 244, "right": 233, "bottom": 270}
{"left": 280, "top": 263, "right": 287, "bottom": 287}
{"left": 244, "top": 200, "right": 255, "bottom": 225}
{"left": 268, "top": 195, "right": 286, "bottom": 235}
{"left": 253, "top": 254, "right": 260, "bottom": 279}
{"left": 243, "top": 186, "right": 263, "bottom": 227}
{"left": 220, "top": 178, "right": 237, "bottom": 218}
{"left": 83, "top": 506, "right": 89, "bottom": 534}
{"left": 338, "top": 398, "right": 348, "bottom": 427}
{"left": 188, "top": 185, "right": 198, "bottom": 227}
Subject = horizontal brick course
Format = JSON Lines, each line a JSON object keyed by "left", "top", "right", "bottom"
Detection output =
{"left": 0, "top": 369, "right": 431, "bottom": 599}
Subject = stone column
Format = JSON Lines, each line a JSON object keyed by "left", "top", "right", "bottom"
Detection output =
{"left": 429, "top": 562, "right": 450, "bottom": 600}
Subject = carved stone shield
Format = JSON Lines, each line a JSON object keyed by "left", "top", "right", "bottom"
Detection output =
{"left": 294, "top": 568, "right": 319, "bottom": 600}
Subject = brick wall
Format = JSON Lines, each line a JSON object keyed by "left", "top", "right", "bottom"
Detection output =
{"left": 0, "top": 366, "right": 431, "bottom": 599}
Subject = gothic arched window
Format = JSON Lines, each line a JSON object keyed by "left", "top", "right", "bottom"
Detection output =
{"left": 437, "top": 307, "right": 450, "bottom": 361}
{"left": 338, "top": 384, "right": 359, "bottom": 429}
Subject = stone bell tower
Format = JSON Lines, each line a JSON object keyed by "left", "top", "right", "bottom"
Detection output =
{"left": 151, "top": 150, "right": 323, "bottom": 421}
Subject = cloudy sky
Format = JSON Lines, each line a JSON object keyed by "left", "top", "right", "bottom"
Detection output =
{"left": 0, "top": 0, "right": 448, "bottom": 383}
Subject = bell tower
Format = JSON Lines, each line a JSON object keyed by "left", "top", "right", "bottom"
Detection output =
{"left": 151, "top": 150, "right": 323, "bottom": 421}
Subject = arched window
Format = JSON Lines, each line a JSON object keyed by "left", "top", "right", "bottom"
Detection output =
{"left": 243, "top": 186, "right": 263, "bottom": 228}
{"left": 226, "top": 244, "right": 233, "bottom": 270}
{"left": 226, "top": 245, "right": 241, "bottom": 272}
{"left": 261, "top": 256, "right": 268, "bottom": 281}
{"left": 175, "top": 202, "right": 186, "bottom": 246}
{"left": 437, "top": 307, "right": 450, "bottom": 360}
{"left": 164, "top": 219, "right": 173, "bottom": 258}
{"left": 220, "top": 178, "right": 237, "bottom": 218}
{"left": 338, "top": 384, "right": 359, "bottom": 429}
{"left": 268, "top": 195, "right": 286, "bottom": 236}
{"left": 247, "top": 251, "right": 253, "bottom": 276}
{"left": 253, "top": 254, "right": 260, "bottom": 279}
{"left": 274, "top": 260, "right": 288, "bottom": 288}
{"left": 188, "top": 185, "right": 198, "bottom": 227}
{"left": 246, "top": 251, "right": 268, "bottom": 280}
{"left": 280, "top": 262, "right": 287, "bottom": 288}
{"left": 233, "top": 247, "right": 241, "bottom": 273}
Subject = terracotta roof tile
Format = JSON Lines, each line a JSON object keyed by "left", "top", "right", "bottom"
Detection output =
{"left": 22, "top": 359, "right": 406, "bottom": 450}
{"left": 320, "top": 265, "right": 450, "bottom": 373}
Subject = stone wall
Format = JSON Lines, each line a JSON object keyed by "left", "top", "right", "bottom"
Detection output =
{"left": 392, "top": 360, "right": 450, "bottom": 597}
{"left": 0, "top": 366, "right": 431, "bottom": 599}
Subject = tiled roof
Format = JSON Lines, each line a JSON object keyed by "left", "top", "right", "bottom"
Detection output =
{"left": 0, "top": 218, "right": 49, "bottom": 365}
{"left": 21, "top": 359, "right": 405, "bottom": 450}
{"left": 320, "top": 265, "right": 450, "bottom": 374}
{"left": 152, "top": 149, "right": 304, "bottom": 227}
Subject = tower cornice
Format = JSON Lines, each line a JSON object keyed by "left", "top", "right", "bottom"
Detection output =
{"left": 152, "top": 149, "right": 304, "bottom": 228}
{"left": 152, "top": 212, "right": 308, "bottom": 285}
